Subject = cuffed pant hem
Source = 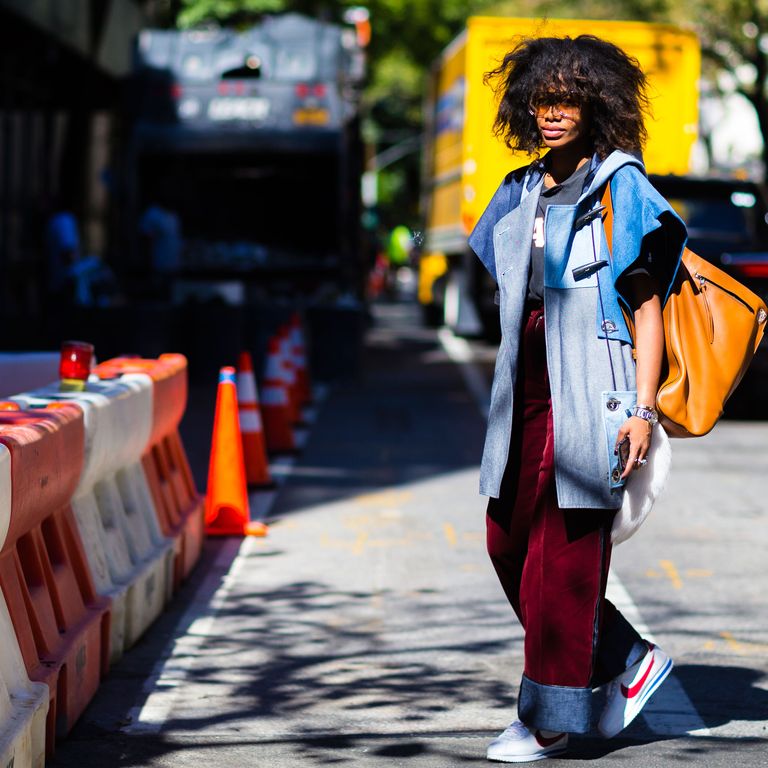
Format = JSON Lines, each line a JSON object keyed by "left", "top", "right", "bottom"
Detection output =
{"left": 518, "top": 674, "right": 593, "bottom": 734}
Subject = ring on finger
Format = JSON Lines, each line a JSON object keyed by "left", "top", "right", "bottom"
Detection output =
{"left": 635, "top": 457, "right": 648, "bottom": 467}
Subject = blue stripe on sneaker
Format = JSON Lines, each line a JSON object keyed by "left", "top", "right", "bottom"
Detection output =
{"left": 637, "top": 657, "right": 673, "bottom": 709}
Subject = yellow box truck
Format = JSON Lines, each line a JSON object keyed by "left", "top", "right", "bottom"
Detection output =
{"left": 420, "top": 17, "right": 701, "bottom": 334}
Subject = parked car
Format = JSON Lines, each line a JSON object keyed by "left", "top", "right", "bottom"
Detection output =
{"left": 649, "top": 174, "right": 768, "bottom": 416}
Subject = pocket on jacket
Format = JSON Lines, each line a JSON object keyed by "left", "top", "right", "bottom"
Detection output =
{"left": 601, "top": 390, "right": 637, "bottom": 490}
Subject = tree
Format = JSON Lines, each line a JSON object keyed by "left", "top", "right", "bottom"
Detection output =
{"left": 687, "top": 0, "right": 768, "bottom": 178}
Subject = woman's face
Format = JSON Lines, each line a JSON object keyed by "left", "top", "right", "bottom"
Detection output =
{"left": 530, "top": 94, "right": 591, "bottom": 154}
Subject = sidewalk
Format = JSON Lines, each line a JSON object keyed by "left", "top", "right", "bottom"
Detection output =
{"left": 48, "top": 303, "right": 768, "bottom": 767}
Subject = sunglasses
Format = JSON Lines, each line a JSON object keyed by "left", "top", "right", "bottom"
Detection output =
{"left": 527, "top": 93, "right": 583, "bottom": 119}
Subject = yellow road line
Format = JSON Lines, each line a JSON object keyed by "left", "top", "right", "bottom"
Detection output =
{"left": 353, "top": 489, "right": 413, "bottom": 507}
{"left": 719, "top": 631, "right": 768, "bottom": 655}
{"left": 352, "top": 531, "right": 369, "bottom": 555}
{"left": 660, "top": 560, "right": 684, "bottom": 590}
{"left": 443, "top": 523, "right": 458, "bottom": 547}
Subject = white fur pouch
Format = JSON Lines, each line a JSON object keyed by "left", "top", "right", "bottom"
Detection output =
{"left": 611, "top": 422, "right": 672, "bottom": 545}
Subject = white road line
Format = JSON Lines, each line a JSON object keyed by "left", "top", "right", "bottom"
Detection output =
{"left": 438, "top": 328, "right": 491, "bottom": 420}
{"left": 126, "top": 390, "right": 327, "bottom": 733}
{"left": 125, "top": 536, "right": 247, "bottom": 733}
{"left": 606, "top": 573, "right": 710, "bottom": 736}
{"left": 438, "top": 326, "right": 711, "bottom": 738}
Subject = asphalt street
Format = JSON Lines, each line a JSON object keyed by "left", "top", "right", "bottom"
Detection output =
{"left": 49, "top": 301, "right": 768, "bottom": 767}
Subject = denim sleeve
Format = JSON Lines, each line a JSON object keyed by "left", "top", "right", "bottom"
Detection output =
{"left": 609, "top": 166, "right": 687, "bottom": 309}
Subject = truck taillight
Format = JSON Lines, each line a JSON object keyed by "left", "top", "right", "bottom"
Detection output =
{"left": 170, "top": 84, "right": 184, "bottom": 99}
{"left": 295, "top": 83, "right": 327, "bottom": 99}
{"left": 733, "top": 264, "right": 768, "bottom": 279}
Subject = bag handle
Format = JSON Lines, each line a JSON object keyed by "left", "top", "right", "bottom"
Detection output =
{"left": 599, "top": 183, "right": 638, "bottom": 343}
{"left": 583, "top": 186, "right": 619, "bottom": 391}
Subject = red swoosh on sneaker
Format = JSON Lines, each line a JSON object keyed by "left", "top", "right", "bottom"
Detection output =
{"left": 621, "top": 650, "right": 654, "bottom": 698}
{"left": 534, "top": 731, "right": 564, "bottom": 747}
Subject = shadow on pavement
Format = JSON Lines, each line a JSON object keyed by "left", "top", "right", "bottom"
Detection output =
{"left": 181, "top": 301, "right": 488, "bottom": 519}
{"left": 673, "top": 664, "right": 768, "bottom": 727}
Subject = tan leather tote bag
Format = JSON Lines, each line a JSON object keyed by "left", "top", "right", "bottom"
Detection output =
{"left": 602, "top": 185, "right": 768, "bottom": 437}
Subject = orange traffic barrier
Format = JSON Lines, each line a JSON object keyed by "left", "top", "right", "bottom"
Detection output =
{"left": 290, "top": 313, "right": 313, "bottom": 405}
{"left": 1, "top": 441, "right": 49, "bottom": 768}
{"left": 261, "top": 338, "right": 298, "bottom": 454}
{"left": 0, "top": 403, "right": 110, "bottom": 755}
{"left": 94, "top": 354, "right": 204, "bottom": 588}
{"left": 205, "top": 367, "right": 267, "bottom": 537}
{"left": 237, "top": 352, "right": 274, "bottom": 488}
{"left": 11, "top": 375, "right": 175, "bottom": 667}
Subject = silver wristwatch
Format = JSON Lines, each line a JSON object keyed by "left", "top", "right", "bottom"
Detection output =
{"left": 631, "top": 404, "right": 658, "bottom": 426}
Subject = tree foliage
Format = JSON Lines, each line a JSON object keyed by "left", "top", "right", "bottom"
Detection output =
{"left": 686, "top": 0, "right": 768, "bottom": 172}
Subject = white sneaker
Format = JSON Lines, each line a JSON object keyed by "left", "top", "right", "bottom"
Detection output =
{"left": 598, "top": 642, "right": 673, "bottom": 738}
{"left": 487, "top": 720, "right": 568, "bottom": 763}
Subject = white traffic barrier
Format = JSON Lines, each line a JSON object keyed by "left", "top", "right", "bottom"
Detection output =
{"left": 0, "top": 352, "right": 58, "bottom": 398}
{"left": 0, "top": 443, "right": 49, "bottom": 768}
{"left": 12, "top": 377, "right": 175, "bottom": 665}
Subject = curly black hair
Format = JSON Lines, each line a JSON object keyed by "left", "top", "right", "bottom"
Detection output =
{"left": 484, "top": 35, "right": 650, "bottom": 159}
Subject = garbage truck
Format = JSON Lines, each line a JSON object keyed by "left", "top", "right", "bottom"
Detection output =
{"left": 419, "top": 17, "right": 701, "bottom": 336}
{"left": 126, "top": 13, "right": 366, "bottom": 305}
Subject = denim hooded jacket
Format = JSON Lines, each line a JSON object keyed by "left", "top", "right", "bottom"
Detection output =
{"left": 469, "top": 150, "right": 686, "bottom": 509}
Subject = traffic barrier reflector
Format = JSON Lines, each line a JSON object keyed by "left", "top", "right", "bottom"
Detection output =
{"left": 237, "top": 352, "right": 274, "bottom": 489}
{"left": 289, "top": 312, "right": 313, "bottom": 405}
{"left": 261, "top": 338, "right": 298, "bottom": 454}
{"left": 94, "top": 354, "right": 204, "bottom": 588}
{"left": 12, "top": 376, "right": 175, "bottom": 667}
{"left": 1, "top": 443, "right": 49, "bottom": 768}
{"left": 0, "top": 404, "right": 110, "bottom": 754}
{"left": 206, "top": 368, "right": 267, "bottom": 537}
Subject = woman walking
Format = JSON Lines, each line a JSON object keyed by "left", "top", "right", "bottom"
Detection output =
{"left": 468, "top": 35, "right": 685, "bottom": 762}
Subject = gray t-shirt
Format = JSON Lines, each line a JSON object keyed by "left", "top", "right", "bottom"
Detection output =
{"left": 527, "top": 161, "right": 591, "bottom": 301}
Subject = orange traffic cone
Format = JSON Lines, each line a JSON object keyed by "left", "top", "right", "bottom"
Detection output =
{"left": 205, "top": 366, "right": 268, "bottom": 537}
{"left": 278, "top": 325, "right": 304, "bottom": 423}
{"left": 237, "top": 351, "right": 274, "bottom": 488}
{"left": 261, "top": 338, "right": 298, "bottom": 454}
{"left": 290, "top": 313, "right": 313, "bottom": 405}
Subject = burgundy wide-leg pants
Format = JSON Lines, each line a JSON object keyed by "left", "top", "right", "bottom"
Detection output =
{"left": 486, "top": 306, "right": 645, "bottom": 734}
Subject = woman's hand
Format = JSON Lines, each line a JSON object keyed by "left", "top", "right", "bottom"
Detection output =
{"left": 615, "top": 416, "right": 653, "bottom": 479}
{"left": 616, "top": 271, "right": 663, "bottom": 480}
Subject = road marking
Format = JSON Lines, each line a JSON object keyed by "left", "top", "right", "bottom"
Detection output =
{"left": 126, "top": 395, "right": 324, "bottom": 734}
{"left": 660, "top": 559, "right": 684, "bottom": 589}
{"left": 125, "top": 536, "right": 248, "bottom": 732}
{"left": 685, "top": 568, "right": 712, "bottom": 578}
{"left": 438, "top": 326, "right": 711, "bottom": 738}
{"left": 719, "top": 631, "right": 768, "bottom": 655}
{"left": 353, "top": 531, "right": 369, "bottom": 555}
{"left": 437, "top": 328, "right": 491, "bottom": 419}
{"left": 647, "top": 566, "right": 710, "bottom": 583}
{"left": 721, "top": 631, "right": 746, "bottom": 654}
{"left": 606, "top": 573, "right": 710, "bottom": 736}
{"left": 443, "top": 523, "right": 458, "bottom": 547}
{"left": 354, "top": 489, "right": 413, "bottom": 507}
